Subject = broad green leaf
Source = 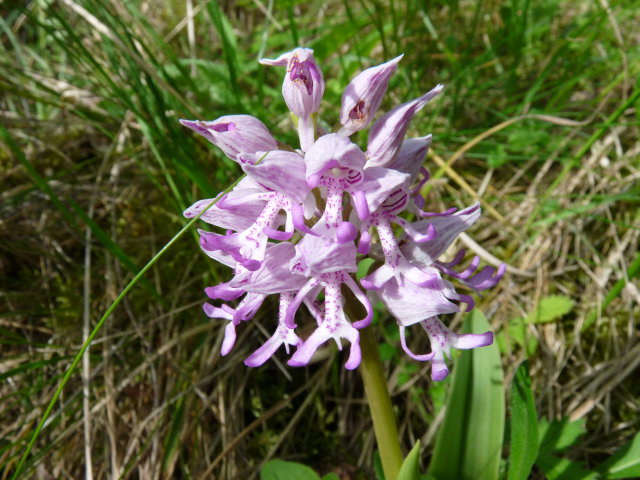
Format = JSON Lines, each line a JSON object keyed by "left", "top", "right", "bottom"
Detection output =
{"left": 536, "top": 417, "right": 597, "bottom": 480}
{"left": 538, "top": 418, "right": 586, "bottom": 453}
{"left": 535, "top": 453, "right": 598, "bottom": 480}
{"left": 596, "top": 432, "right": 640, "bottom": 479}
{"left": 507, "top": 361, "right": 539, "bottom": 480}
{"left": 525, "top": 296, "right": 574, "bottom": 324}
{"left": 428, "top": 310, "right": 505, "bottom": 480}
{"left": 260, "top": 459, "right": 321, "bottom": 480}
{"left": 397, "top": 441, "right": 421, "bottom": 480}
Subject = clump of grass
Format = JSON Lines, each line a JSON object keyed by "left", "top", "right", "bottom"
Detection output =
{"left": 1, "top": 0, "right": 638, "bottom": 478}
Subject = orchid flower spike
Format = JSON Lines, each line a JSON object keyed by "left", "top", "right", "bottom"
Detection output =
{"left": 180, "top": 48, "right": 505, "bottom": 380}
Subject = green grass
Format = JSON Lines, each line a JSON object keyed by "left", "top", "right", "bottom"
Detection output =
{"left": 1, "top": 0, "right": 639, "bottom": 478}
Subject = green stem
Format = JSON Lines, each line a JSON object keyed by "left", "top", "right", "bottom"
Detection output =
{"left": 359, "top": 326, "right": 403, "bottom": 480}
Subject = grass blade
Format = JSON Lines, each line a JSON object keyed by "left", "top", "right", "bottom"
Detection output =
{"left": 508, "top": 360, "right": 539, "bottom": 480}
{"left": 8, "top": 178, "right": 242, "bottom": 479}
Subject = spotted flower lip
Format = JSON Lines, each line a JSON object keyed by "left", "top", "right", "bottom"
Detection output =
{"left": 182, "top": 48, "right": 505, "bottom": 380}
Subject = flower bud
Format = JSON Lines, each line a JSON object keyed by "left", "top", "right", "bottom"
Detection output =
{"left": 260, "top": 48, "right": 324, "bottom": 118}
{"left": 179, "top": 114, "right": 277, "bottom": 163}
{"left": 339, "top": 55, "right": 403, "bottom": 136}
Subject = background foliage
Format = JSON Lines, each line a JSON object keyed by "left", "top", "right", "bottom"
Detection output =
{"left": 1, "top": 0, "right": 638, "bottom": 478}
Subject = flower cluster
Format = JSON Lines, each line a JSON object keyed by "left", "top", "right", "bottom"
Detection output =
{"left": 181, "top": 48, "right": 504, "bottom": 380}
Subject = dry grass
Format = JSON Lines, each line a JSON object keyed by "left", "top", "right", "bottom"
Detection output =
{"left": 1, "top": 0, "right": 639, "bottom": 478}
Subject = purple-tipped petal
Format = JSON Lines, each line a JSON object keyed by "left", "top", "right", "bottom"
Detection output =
{"left": 376, "top": 135, "right": 432, "bottom": 182}
{"left": 352, "top": 190, "right": 370, "bottom": 220}
{"left": 457, "top": 256, "right": 481, "bottom": 279}
{"left": 465, "top": 263, "right": 506, "bottom": 291}
{"left": 367, "top": 85, "right": 443, "bottom": 167}
{"left": 399, "top": 326, "right": 436, "bottom": 361}
{"left": 344, "top": 335, "right": 362, "bottom": 370}
{"left": 203, "top": 302, "right": 234, "bottom": 319}
{"left": 401, "top": 203, "right": 481, "bottom": 268}
{"left": 343, "top": 273, "right": 373, "bottom": 328}
{"left": 287, "top": 326, "right": 331, "bottom": 367}
{"left": 453, "top": 331, "right": 494, "bottom": 350}
{"left": 180, "top": 115, "right": 277, "bottom": 162}
{"left": 242, "top": 150, "right": 309, "bottom": 202}
{"left": 291, "top": 202, "right": 318, "bottom": 236}
{"left": 361, "top": 264, "right": 395, "bottom": 290}
{"left": 336, "top": 221, "right": 358, "bottom": 243}
{"left": 263, "top": 226, "right": 293, "bottom": 241}
{"left": 357, "top": 230, "right": 371, "bottom": 254}
{"left": 431, "top": 361, "right": 450, "bottom": 381}
{"left": 284, "top": 277, "right": 320, "bottom": 328}
{"left": 288, "top": 291, "right": 362, "bottom": 370}
{"left": 340, "top": 55, "right": 403, "bottom": 135}
{"left": 439, "top": 249, "right": 466, "bottom": 268}
{"left": 244, "top": 292, "right": 301, "bottom": 366}
{"left": 205, "top": 283, "right": 245, "bottom": 301}
{"left": 221, "top": 322, "right": 238, "bottom": 356}
{"left": 419, "top": 317, "right": 494, "bottom": 381}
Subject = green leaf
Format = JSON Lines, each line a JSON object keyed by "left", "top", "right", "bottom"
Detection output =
{"left": 260, "top": 459, "right": 321, "bottom": 480}
{"left": 596, "top": 432, "right": 640, "bottom": 479}
{"left": 205, "top": 0, "right": 242, "bottom": 106}
{"left": 161, "top": 393, "right": 186, "bottom": 474}
{"left": 508, "top": 361, "right": 539, "bottom": 480}
{"left": 397, "top": 441, "right": 422, "bottom": 480}
{"left": 536, "top": 417, "right": 597, "bottom": 480}
{"left": 502, "top": 317, "right": 539, "bottom": 356}
{"left": 535, "top": 453, "right": 598, "bottom": 480}
{"left": 357, "top": 258, "right": 376, "bottom": 280}
{"left": 538, "top": 417, "right": 586, "bottom": 453}
{"left": 321, "top": 474, "right": 340, "bottom": 480}
{"left": 428, "top": 310, "right": 505, "bottom": 480}
{"left": 525, "top": 295, "right": 574, "bottom": 324}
